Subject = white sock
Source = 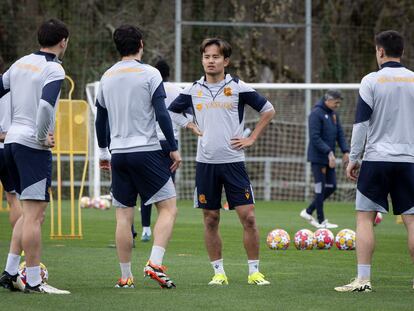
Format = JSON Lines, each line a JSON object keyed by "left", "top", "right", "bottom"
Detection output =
{"left": 26, "top": 266, "right": 42, "bottom": 287}
{"left": 357, "top": 264, "right": 371, "bottom": 280}
{"left": 142, "top": 227, "right": 151, "bottom": 236}
{"left": 5, "top": 253, "right": 20, "bottom": 275}
{"left": 149, "top": 245, "right": 165, "bottom": 266}
{"left": 248, "top": 260, "right": 259, "bottom": 275}
{"left": 211, "top": 258, "right": 225, "bottom": 275}
{"left": 120, "top": 262, "right": 132, "bottom": 279}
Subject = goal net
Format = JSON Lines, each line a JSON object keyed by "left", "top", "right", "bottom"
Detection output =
{"left": 86, "top": 82, "right": 360, "bottom": 202}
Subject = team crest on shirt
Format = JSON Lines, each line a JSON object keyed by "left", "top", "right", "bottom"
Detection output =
{"left": 325, "top": 114, "right": 328, "bottom": 119}
{"left": 199, "top": 194, "right": 207, "bottom": 204}
{"left": 224, "top": 87, "right": 232, "bottom": 96}
{"left": 196, "top": 103, "right": 203, "bottom": 111}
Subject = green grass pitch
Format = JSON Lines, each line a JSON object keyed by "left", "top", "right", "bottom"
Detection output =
{"left": 0, "top": 200, "right": 413, "bottom": 310}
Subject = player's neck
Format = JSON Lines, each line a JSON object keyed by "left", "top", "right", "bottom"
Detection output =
{"left": 122, "top": 52, "right": 142, "bottom": 62}
{"left": 40, "top": 47, "right": 58, "bottom": 57}
{"left": 205, "top": 72, "right": 225, "bottom": 84}
{"left": 379, "top": 57, "right": 401, "bottom": 66}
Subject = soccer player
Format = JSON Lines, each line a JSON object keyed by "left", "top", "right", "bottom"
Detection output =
{"left": 0, "top": 56, "right": 21, "bottom": 228}
{"left": 300, "top": 90, "right": 349, "bottom": 229}
{"left": 139, "top": 59, "right": 196, "bottom": 242}
{"left": 0, "top": 19, "right": 70, "bottom": 294}
{"left": 169, "top": 38, "right": 275, "bottom": 285}
{"left": 335, "top": 30, "right": 414, "bottom": 292}
{"left": 95, "top": 25, "right": 181, "bottom": 289}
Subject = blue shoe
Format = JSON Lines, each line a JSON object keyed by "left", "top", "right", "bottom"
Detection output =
{"left": 141, "top": 233, "right": 151, "bottom": 242}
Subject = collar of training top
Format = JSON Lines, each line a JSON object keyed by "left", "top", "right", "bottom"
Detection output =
{"left": 34, "top": 50, "right": 61, "bottom": 63}
{"left": 380, "top": 61, "right": 404, "bottom": 69}
{"left": 197, "top": 73, "right": 233, "bottom": 86}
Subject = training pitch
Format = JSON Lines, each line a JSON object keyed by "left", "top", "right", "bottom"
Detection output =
{"left": 0, "top": 200, "right": 412, "bottom": 311}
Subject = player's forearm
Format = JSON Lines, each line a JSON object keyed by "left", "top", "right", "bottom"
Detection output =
{"left": 0, "top": 132, "right": 6, "bottom": 142}
{"left": 250, "top": 109, "right": 275, "bottom": 142}
{"left": 170, "top": 111, "right": 191, "bottom": 128}
{"left": 349, "top": 121, "right": 368, "bottom": 162}
{"left": 95, "top": 104, "right": 109, "bottom": 148}
{"left": 35, "top": 99, "right": 54, "bottom": 144}
{"left": 153, "top": 97, "right": 177, "bottom": 151}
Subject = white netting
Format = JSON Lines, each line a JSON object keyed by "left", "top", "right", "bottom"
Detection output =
{"left": 86, "top": 83, "right": 359, "bottom": 201}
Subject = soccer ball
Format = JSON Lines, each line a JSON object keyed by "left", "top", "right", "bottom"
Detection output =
{"left": 294, "top": 229, "right": 315, "bottom": 250}
{"left": 374, "top": 212, "right": 383, "bottom": 226}
{"left": 18, "top": 261, "right": 48, "bottom": 287}
{"left": 266, "top": 229, "right": 290, "bottom": 250}
{"left": 313, "top": 228, "right": 334, "bottom": 249}
{"left": 99, "top": 198, "right": 111, "bottom": 210}
{"left": 335, "top": 229, "right": 356, "bottom": 250}
{"left": 80, "top": 196, "right": 91, "bottom": 208}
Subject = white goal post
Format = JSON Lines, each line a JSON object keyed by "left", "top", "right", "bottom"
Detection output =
{"left": 85, "top": 82, "right": 360, "bottom": 202}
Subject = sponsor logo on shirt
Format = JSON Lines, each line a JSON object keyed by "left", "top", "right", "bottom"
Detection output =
{"left": 378, "top": 76, "right": 414, "bottom": 83}
{"left": 205, "top": 102, "right": 233, "bottom": 110}
{"left": 199, "top": 194, "right": 207, "bottom": 204}
{"left": 15, "top": 63, "right": 42, "bottom": 73}
{"left": 104, "top": 67, "right": 144, "bottom": 77}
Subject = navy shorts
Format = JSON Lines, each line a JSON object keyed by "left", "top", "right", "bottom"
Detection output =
{"left": 0, "top": 148, "right": 15, "bottom": 192}
{"left": 4, "top": 143, "right": 52, "bottom": 201}
{"left": 194, "top": 162, "right": 255, "bottom": 210}
{"left": 356, "top": 161, "right": 414, "bottom": 215}
{"left": 111, "top": 150, "right": 176, "bottom": 208}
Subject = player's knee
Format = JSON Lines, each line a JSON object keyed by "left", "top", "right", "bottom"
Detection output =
{"left": 242, "top": 214, "right": 257, "bottom": 230}
{"left": 204, "top": 214, "right": 220, "bottom": 230}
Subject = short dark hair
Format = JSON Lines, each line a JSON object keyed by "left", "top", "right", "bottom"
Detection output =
{"left": 113, "top": 25, "right": 143, "bottom": 57}
{"left": 155, "top": 59, "right": 170, "bottom": 81}
{"left": 200, "top": 38, "right": 232, "bottom": 58}
{"left": 375, "top": 30, "right": 404, "bottom": 58}
{"left": 37, "top": 19, "right": 69, "bottom": 47}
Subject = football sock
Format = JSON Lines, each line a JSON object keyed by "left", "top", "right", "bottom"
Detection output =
{"left": 26, "top": 266, "right": 42, "bottom": 287}
{"left": 142, "top": 226, "right": 151, "bottom": 236}
{"left": 357, "top": 264, "right": 371, "bottom": 280}
{"left": 120, "top": 262, "right": 132, "bottom": 279}
{"left": 211, "top": 258, "right": 225, "bottom": 275}
{"left": 248, "top": 259, "right": 259, "bottom": 275}
{"left": 5, "top": 253, "right": 20, "bottom": 276}
{"left": 149, "top": 245, "right": 165, "bottom": 266}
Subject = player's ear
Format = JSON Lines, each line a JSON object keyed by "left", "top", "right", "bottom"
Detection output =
{"left": 224, "top": 57, "right": 230, "bottom": 68}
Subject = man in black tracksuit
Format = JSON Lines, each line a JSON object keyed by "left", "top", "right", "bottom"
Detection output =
{"left": 300, "top": 90, "right": 349, "bottom": 228}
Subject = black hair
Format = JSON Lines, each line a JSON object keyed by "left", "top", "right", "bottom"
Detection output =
{"left": 375, "top": 30, "right": 404, "bottom": 58}
{"left": 113, "top": 25, "right": 143, "bottom": 57}
{"left": 155, "top": 59, "right": 170, "bottom": 81}
{"left": 37, "top": 18, "right": 69, "bottom": 47}
{"left": 200, "top": 38, "right": 232, "bottom": 58}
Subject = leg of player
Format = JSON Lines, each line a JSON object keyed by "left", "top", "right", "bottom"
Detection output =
{"left": 301, "top": 164, "right": 323, "bottom": 228}
{"left": 203, "top": 209, "right": 227, "bottom": 285}
{"left": 6, "top": 192, "right": 21, "bottom": 227}
{"left": 319, "top": 167, "right": 338, "bottom": 229}
{"left": 235, "top": 204, "right": 270, "bottom": 286}
{"left": 143, "top": 197, "right": 177, "bottom": 289}
{"left": 140, "top": 200, "right": 152, "bottom": 242}
{"left": 114, "top": 207, "right": 135, "bottom": 288}
{"left": 401, "top": 214, "right": 414, "bottom": 289}
{"left": 0, "top": 215, "right": 23, "bottom": 291}
{"left": 334, "top": 211, "right": 375, "bottom": 292}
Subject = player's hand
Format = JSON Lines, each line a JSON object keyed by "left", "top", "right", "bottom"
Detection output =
{"left": 169, "top": 150, "right": 182, "bottom": 172}
{"left": 99, "top": 148, "right": 111, "bottom": 171}
{"left": 230, "top": 137, "right": 255, "bottom": 150}
{"left": 99, "top": 159, "right": 111, "bottom": 171}
{"left": 342, "top": 152, "right": 350, "bottom": 167}
{"left": 0, "top": 132, "right": 6, "bottom": 143}
{"left": 328, "top": 151, "right": 336, "bottom": 168}
{"left": 44, "top": 133, "right": 55, "bottom": 148}
{"left": 186, "top": 122, "right": 202, "bottom": 136}
{"left": 346, "top": 161, "right": 360, "bottom": 182}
